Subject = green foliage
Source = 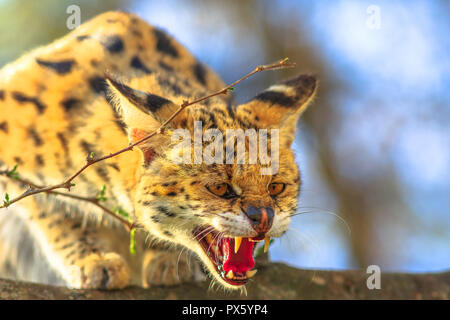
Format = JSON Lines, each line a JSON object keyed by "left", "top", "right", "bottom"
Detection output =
{"left": 6, "top": 165, "right": 19, "bottom": 180}
{"left": 96, "top": 185, "right": 107, "bottom": 202}
{"left": 129, "top": 228, "right": 137, "bottom": 255}
{"left": 4, "top": 193, "right": 10, "bottom": 206}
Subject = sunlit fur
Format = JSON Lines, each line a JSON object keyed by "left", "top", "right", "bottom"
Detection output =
{"left": 0, "top": 11, "right": 316, "bottom": 289}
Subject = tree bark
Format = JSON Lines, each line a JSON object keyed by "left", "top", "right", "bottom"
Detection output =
{"left": 0, "top": 263, "right": 448, "bottom": 300}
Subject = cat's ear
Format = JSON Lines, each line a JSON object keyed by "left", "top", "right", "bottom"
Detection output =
{"left": 106, "top": 75, "right": 183, "bottom": 164}
{"left": 235, "top": 74, "right": 317, "bottom": 146}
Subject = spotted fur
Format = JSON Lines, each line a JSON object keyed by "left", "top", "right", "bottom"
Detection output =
{"left": 0, "top": 11, "right": 316, "bottom": 290}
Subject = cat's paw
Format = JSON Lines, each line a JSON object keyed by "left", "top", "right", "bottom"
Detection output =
{"left": 68, "top": 252, "right": 130, "bottom": 289}
{"left": 143, "top": 250, "right": 205, "bottom": 287}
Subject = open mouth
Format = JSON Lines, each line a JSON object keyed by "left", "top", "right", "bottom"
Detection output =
{"left": 194, "top": 227, "right": 269, "bottom": 286}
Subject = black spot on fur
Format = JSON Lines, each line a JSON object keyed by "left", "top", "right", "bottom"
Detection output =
{"left": 167, "top": 192, "right": 177, "bottom": 197}
{"left": 162, "top": 181, "right": 177, "bottom": 187}
{"left": 193, "top": 62, "right": 207, "bottom": 85}
{"left": 28, "top": 128, "right": 43, "bottom": 146}
{"left": 107, "top": 163, "right": 120, "bottom": 172}
{"left": 157, "top": 78, "right": 183, "bottom": 96}
{"left": 157, "top": 206, "right": 175, "bottom": 217}
{"left": 0, "top": 90, "right": 4, "bottom": 100}
{"left": 0, "top": 121, "right": 8, "bottom": 133}
{"left": 38, "top": 212, "right": 47, "bottom": 219}
{"left": 114, "top": 119, "right": 127, "bottom": 134}
{"left": 163, "top": 231, "right": 173, "bottom": 237}
{"left": 95, "top": 167, "right": 110, "bottom": 182}
{"left": 254, "top": 91, "right": 296, "bottom": 107}
{"left": 153, "top": 28, "right": 178, "bottom": 58}
{"left": 102, "top": 35, "right": 124, "bottom": 54}
{"left": 57, "top": 132, "right": 69, "bottom": 154}
{"left": 130, "top": 56, "right": 152, "bottom": 74}
{"left": 71, "top": 223, "right": 80, "bottom": 230}
{"left": 76, "top": 35, "right": 90, "bottom": 41}
{"left": 12, "top": 92, "right": 46, "bottom": 114}
{"left": 13, "top": 157, "right": 23, "bottom": 165}
{"left": 36, "top": 58, "right": 75, "bottom": 75}
{"left": 151, "top": 216, "right": 161, "bottom": 223}
{"left": 158, "top": 60, "right": 174, "bottom": 72}
{"left": 35, "top": 155, "right": 44, "bottom": 166}
{"left": 61, "top": 98, "right": 82, "bottom": 112}
{"left": 89, "top": 76, "right": 107, "bottom": 95}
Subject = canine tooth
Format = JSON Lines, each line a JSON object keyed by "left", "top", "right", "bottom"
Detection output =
{"left": 226, "top": 270, "right": 234, "bottom": 279}
{"left": 234, "top": 237, "right": 242, "bottom": 253}
{"left": 264, "top": 237, "right": 271, "bottom": 253}
{"left": 246, "top": 269, "right": 258, "bottom": 278}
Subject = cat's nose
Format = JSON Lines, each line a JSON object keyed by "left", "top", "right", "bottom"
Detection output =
{"left": 245, "top": 206, "right": 274, "bottom": 235}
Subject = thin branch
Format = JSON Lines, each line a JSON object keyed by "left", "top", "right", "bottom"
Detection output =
{"left": 0, "top": 171, "right": 135, "bottom": 230}
{"left": 0, "top": 58, "right": 295, "bottom": 216}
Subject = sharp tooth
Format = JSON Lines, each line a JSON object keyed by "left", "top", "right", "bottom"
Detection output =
{"left": 226, "top": 270, "right": 234, "bottom": 279}
{"left": 264, "top": 237, "right": 271, "bottom": 253}
{"left": 234, "top": 237, "right": 242, "bottom": 253}
{"left": 246, "top": 269, "right": 258, "bottom": 278}
{"left": 206, "top": 233, "right": 213, "bottom": 243}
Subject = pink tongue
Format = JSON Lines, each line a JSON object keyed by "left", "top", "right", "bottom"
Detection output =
{"left": 222, "top": 238, "right": 255, "bottom": 273}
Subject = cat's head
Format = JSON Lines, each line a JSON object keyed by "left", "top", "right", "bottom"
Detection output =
{"left": 107, "top": 73, "right": 317, "bottom": 289}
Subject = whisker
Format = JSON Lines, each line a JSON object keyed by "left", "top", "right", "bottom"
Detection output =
{"left": 290, "top": 207, "right": 352, "bottom": 236}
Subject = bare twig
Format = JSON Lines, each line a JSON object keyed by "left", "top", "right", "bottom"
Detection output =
{"left": 0, "top": 58, "right": 295, "bottom": 219}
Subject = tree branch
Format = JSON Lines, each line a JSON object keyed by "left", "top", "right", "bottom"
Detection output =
{"left": 0, "top": 263, "right": 448, "bottom": 299}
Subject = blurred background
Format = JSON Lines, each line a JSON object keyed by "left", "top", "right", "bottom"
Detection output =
{"left": 1, "top": 0, "right": 448, "bottom": 273}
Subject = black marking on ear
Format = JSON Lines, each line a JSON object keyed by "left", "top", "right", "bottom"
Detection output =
{"left": 35, "top": 154, "right": 44, "bottom": 166}
{"left": 12, "top": 92, "right": 46, "bottom": 114}
{"left": 76, "top": 35, "right": 90, "bottom": 41}
{"left": 102, "top": 35, "right": 124, "bottom": 54}
{"left": 0, "top": 90, "right": 4, "bottom": 100}
{"left": 28, "top": 128, "right": 43, "bottom": 146}
{"left": 153, "top": 28, "right": 179, "bottom": 58}
{"left": 130, "top": 56, "right": 152, "bottom": 74}
{"left": 107, "top": 76, "right": 173, "bottom": 114}
{"left": 159, "top": 60, "right": 174, "bottom": 72}
{"left": 89, "top": 76, "right": 107, "bottom": 95}
{"left": 0, "top": 121, "right": 8, "bottom": 133}
{"left": 61, "top": 98, "right": 82, "bottom": 112}
{"left": 36, "top": 58, "right": 76, "bottom": 75}
{"left": 254, "top": 91, "right": 296, "bottom": 107}
{"left": 193, "top": 62, "right": 207, "bottom": 85}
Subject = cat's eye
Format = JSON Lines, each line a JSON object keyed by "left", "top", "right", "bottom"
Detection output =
{"left": 207, "top": 183, "right": 236, "bottom": 199}
{"left": 268, "top": 183, "right": 285, "bottom": 196}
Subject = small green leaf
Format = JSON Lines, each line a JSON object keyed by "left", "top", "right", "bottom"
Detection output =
{"left": 114, "top": 206, "right": 130, "bottom": 219}
{"left": 89, "top": 152, "right": 95, "bottom": 159}
{"left": 129, "top": 228, "right": 137, "bottom": 255}
{"left": 96, "top": 185, "right": 107, "bottom": 202}
{"left": 7, "top": 165, "right": 19, "bottom": 180}
{"left": 228, "top": 87, "right": 235, "bottom": 92}
{"left": 4, "top": 193, "right": 10, "bottom": 206}
{"left": 71, "top": 183, "right": 76, "bottom": 187}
